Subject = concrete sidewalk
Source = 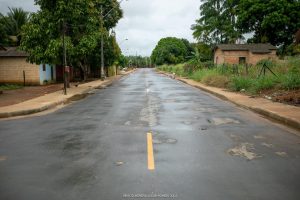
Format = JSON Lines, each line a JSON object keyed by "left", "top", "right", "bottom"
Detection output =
{"left": 0, "top": 71, "right": 134, "bottom": 118}
{"left": 158, "top": 71, "right": 300, "bottom": 131}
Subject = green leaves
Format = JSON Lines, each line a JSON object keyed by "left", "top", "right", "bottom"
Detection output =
{"left": 151, "top": 37, "right": 190, "bottom": 65}
{"left": 192, "top": 0, "right": 242, "bottom": 44}
{"left": 237, "top": 0, "right": 300, "bottom": 47}
{"left": 20, "top": 0, "right": 123, "bottom": 71}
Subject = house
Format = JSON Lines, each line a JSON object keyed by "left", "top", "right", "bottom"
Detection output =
{"left": 214, "top": 43, "right": 277, "bottom": 65}
{"left": 0, "top": 46, "right": 57, "bottom": 85}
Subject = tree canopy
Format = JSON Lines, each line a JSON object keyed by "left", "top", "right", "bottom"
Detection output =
{"left": 237, "top": 0, "right": 300, "bottom": 47}
{"left": 191, "top": 0, "right": 242, "bottom": 44}
{"left": 192, "top": 0, "right": 300, "bottom": 51}
{"left": 151, "top": 37, "right": 193, "bottom": 65}
{"left": 0, "top": 7, "right": 30, "bottom": 46}
{"left": 20, "top": 0, "right": 123, "bottom": 79}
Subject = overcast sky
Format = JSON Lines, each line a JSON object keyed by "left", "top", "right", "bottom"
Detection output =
{"left": 0, "top": 0, "right": 200, "bottom": 56}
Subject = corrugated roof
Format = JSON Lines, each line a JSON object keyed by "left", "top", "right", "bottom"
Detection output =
{"left": 216, "top": 43, "right": 277, "bottom": 53}
{"left": 0, "top": 47, "right": 28, "bottom": 57}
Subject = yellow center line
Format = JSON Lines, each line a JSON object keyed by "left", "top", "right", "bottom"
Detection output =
{"left": 147, "top": 132, "right": 155, "bottom": 170}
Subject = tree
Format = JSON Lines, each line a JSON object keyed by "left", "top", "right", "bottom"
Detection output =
{"left": 0, "top": 7, "right": 30, "bottom": 46}
{"left": 191, "top": 0, "right": 242, "bottom": 44}
{"left": 151, "top": 37, "right": 189, "bottom": 65}
{"left": 20, "top": 0, "right": 123, "bottom": 80}
{"left": 237, "top": 0, "right": 300, "bottom": 48}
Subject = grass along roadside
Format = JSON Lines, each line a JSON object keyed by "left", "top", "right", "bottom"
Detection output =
{"left": 157, "top": 57, "right": 300, "bottom": 106}
{"left": 0, "top": 84, "right": 23, "bottom": 91}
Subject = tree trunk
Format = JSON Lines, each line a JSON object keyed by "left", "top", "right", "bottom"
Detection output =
{"left": 79, "top": 62, "right": 88, "bottom": 82}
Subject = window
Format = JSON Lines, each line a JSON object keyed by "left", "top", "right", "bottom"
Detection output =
{"left": 239, "top": 57, "right": 246, "bottom": 64}
{"left": 43, "top": 64, "right": 46, "bottom": 71}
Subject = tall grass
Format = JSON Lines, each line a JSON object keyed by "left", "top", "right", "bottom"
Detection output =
{"left": 157, "top": 57, "right": 300, "bottom": 94}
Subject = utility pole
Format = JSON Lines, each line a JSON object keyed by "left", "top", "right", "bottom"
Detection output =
{"left": 100, "top": 5, "right": 105, "bottom": 80}
{"left": 62, "top": 20, "right": 67, "bottom": 95}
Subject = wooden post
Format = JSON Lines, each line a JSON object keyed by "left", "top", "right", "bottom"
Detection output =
{"left": 23, "top": 70, "right": 26, "bottom": 86}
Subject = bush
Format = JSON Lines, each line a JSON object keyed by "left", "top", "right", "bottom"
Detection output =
{"left": 252, "top": 77, "right": 278, "bottom": 93}
{"left": 280, "top": 73, "right": 300, "bottom": 90}
{"left": 202, "top": 74, "right": 229, "bottom": 88}
{"left": 229, "top": 76, "right": 253, "bottom": 91}
{"left": 189, "top": 69, "right": 210, "bottom": 81}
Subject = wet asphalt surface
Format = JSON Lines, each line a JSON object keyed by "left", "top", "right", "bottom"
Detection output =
{"left": 0, "top": 69, "right": 300, "bottom": 200}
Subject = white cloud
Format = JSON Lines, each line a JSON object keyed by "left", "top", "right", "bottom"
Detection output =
{"left": 0, "top": 0, "right": 201, "bottom": 57}
{"left": 116, "top": 0, "right": 200, "bottom": 56}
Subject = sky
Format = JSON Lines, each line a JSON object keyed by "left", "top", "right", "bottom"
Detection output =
{"left": 0, "top": 0, "right": 200, "bottom": 56}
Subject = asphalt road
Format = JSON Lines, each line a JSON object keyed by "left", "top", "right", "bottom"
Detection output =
{"left": 0, "top": 69, "right": 300, "bottom": 200}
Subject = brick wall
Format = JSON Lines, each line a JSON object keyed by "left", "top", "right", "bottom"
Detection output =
{"left": 0, "top": 57, "right": 40, "bottom": 85}
{"left": 249, "top": 50, "right": 277, "bottom": 65}
{"left": 214, "top": 49, "right": 277, "bottom": 65}
{"left": 214, "top": 49, "right": 224, "bottom": 64}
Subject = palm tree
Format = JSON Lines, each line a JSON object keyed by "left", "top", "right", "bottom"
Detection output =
{"left": 0, "top": 7, "right": 30, "bottom": 46}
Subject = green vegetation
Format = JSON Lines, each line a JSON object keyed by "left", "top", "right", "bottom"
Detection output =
{"left": 19, "top": 0, "right": 123, "bottom": 80}
{"left": 0, "top": 84, "right": 23, "bottom": 90}
{"left": 191, "top": 0, "right": 300, "bottom": 52}
{"left": 151, "top": 37, "right": 193, "bottom": 65}
{"left": 157, "top": 58, "right": 300, "bottom": 95}
{"left": 0, "top": 7, "right": 30, "bottom": 46}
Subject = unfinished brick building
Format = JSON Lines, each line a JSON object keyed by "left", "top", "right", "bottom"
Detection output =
{"left": 214, "top": 43, "right": 277, "bottom": 65}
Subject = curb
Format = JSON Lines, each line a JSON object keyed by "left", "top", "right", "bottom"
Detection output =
{"left": 158, "top": 70, "right": 300, "bottom": 131}
{"left": 0, "top": 70, "right": 135, "bottom": 119}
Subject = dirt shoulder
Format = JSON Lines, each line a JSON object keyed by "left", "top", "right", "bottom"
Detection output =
{"left": 0, "top": 84, "right": 63, "bottom": 107}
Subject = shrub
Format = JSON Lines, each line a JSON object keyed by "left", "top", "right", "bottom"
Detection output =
{"left": 280, "top": 73, "right": 300, "bottom": 90}
{"left": 229, "top": 76, "right": 253, "bottom": 91}
{"left": 252, "top": 77, "right": 278, "bottom": 93}
{"left": 201, "top": 74, "right": 229, "bottom": 88}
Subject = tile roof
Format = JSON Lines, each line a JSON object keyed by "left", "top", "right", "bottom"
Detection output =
{"left": 216, "top": 43, "right": 277, "bottom": 53}
{"left": 0, "top": 46, "right": 28, "bottom": 57}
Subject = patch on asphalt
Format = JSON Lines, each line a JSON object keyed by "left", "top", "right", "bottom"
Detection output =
{"left": 254, "top": 135, "right": 265, "bottom": 139}
{"left": 196, "top": 108, "right": 218, "bottom": 112}
{"left": 115, "top": 161, "right": 124, "bottom": 166}
{"left": 275, "top": 152, "right": 288, "bottom": 157}
{"left": 209, "top": 118, "right": 240, "bottom": 125}
{"left": 227, "top": 143, "right": 259, "bottom": 160}
{"left": 183, "top": 121, "right": 192, "bottom": 125}
{"left": 152, "top": 134, "right": 177, "bottom": 144}
{"left": 0, "top": 156, "right": 7, "bottom": 161}
{"left": 140, "top": 95, "right": 160, "bottom": 127}
{"left": 261, "top": 143, "right": 274, "bottom": 148}
{"left": 124, "top": 121, "right": 131, "bottom": 126}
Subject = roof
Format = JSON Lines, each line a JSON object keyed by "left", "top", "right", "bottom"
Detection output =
{"left": 0, "top": 46, "right": 28, "bottom": 57}
{"left": 216, "top": 43, "right": 277, "bottom": 54}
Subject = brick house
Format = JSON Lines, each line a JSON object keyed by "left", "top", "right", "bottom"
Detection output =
{"left": 0, "top": 46, "right": 57, "bottom": 85}
{"left": 214, "top": 43, "right": 277, "bottom": 65}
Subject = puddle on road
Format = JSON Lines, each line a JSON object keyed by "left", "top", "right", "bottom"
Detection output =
{"left": 208, "top": 117, "right": 240, "bottom": 126}
{"left": 228, "top": 143, "right": 259, "bottom": 160}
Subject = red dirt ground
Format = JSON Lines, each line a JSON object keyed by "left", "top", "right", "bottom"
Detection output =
{"left": 260, "top": 89, "right": 300, "bottom": 107}
{"left": 0, "top": 84, "right": 64, "bottom": 107}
